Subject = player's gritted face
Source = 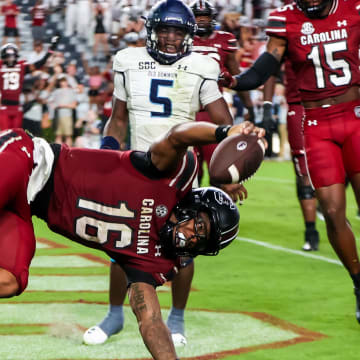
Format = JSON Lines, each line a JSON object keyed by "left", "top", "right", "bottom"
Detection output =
{"left": 172, "top": 211, "right": 211, "bottom": 253}
{"left": 156, "top": 26, "right": 186, "bottom": 54}
{"left": 195, "top": 15, "right": 212, "bottom": 33}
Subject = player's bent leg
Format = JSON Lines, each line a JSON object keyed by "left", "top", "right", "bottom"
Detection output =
{"left": 0, "top": 268, "right": 19, "bottom": 298}
{"left": 167, "top": 259, "right": 194, "bottom": 346}
{"left": 296, "top": 176, "right": 319, "bottom": 251}
{"left": 316, "top": 183, "right": 360, "bottom": 323}
{"left": 0, "top": 211, "right": 35, "bottom": 298}
{"left": 83, "top": 261, "right": 127, "bottom": 345}
{"left": 348, "top": 173, "right": 360, "bottom": 323}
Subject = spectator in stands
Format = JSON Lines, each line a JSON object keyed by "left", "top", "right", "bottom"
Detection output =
{"left": 22, "top": 75, "right": 50, "bottom": 137}
{"left": 92, "top": 1, "right": 110, "bottom": 60}
{"left": 65, "top": 0, "right": 78, "bottom": 37}
{"left": 65, "top": 61, "right": 79, "bottom": 89}
{"left": 0, "top": 0, "right": 20, "bottom": 49}
{"left": 30, "top": 0, "right": 48, "bottom": 42}
{"left": 122, "top": 31, "right": 139, "bottom": 47}
{"left": 28, "top": 40, "right": 47, "bottom": 64}
{"left": 77, "top": 0, "right": 92, "bottom": 41}
{"left": 48, "top": 75, "right": 77, "bottom": 146}
{"left": 74, "top": 108, "right": 102, "bottom": 148}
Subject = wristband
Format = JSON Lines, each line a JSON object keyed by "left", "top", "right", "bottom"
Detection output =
{"left": 215, "top": 125, "right": 231, "bottom": 143}
{"left": 100, "top": 136, "right": 120, "bottom": 150}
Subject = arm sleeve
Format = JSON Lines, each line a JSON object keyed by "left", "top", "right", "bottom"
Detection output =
{"left": 233, "top": 52, "right": 280, "bottom": 91}
{"left": 113, "top": 72, "right": 127, "bottom": 101}
{"left": 200, "top": 79, "right": 223, "bottom": 107}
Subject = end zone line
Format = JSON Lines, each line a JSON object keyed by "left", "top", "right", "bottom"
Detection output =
{"left": 236, "top": 236, "right": 342, "bottom": 266}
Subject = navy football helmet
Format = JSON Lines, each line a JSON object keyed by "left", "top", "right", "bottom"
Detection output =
{"left": 190, "top": 0, "right": 217, "bottom": 35}
{"left": 296, "top": 0, "right": 333, "bottom": 18}
{"left": 145, "top": 0, "right": 197, "bottom": 64}
{"left": 160, "top": 187, "right": 240, "bottom": 257}
{"left": 1, "top": 43, "right": 19, "bottom": 67}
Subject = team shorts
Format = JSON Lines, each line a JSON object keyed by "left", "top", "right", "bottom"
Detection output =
{"left": 303, "top": 99, "right": 360, "bottom": 189}
{"left": 287, "top": 103, "right": 308, "bottom": 177}
{"left": 0, "top": 106, "right": 23, "bottom": 130}
{"left": 0, "top": 129, "right": 35, "bottom": 294}
{"left": 4, "top": 27, "right": 19, "bottom": 37}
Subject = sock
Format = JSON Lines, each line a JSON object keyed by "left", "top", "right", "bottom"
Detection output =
{"left": 305, "top": 222, "right": 316, "bottom": 231}
{"left": 98, "top": 305, "right": 124, "bottom": 336}
{"left": 351, "top": 273, "right": 360, "bottom": 289}
{"left": 167, "top": 307, "right": 185, "bottom": 335}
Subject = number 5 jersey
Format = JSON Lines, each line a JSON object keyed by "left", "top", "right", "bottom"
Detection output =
{"left": 112, "top": 46, "right": 223, "bottom": 151}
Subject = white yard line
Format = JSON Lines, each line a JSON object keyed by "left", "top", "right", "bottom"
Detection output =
{"left": 236, "top": 236, "right": 343, "bottom": 266}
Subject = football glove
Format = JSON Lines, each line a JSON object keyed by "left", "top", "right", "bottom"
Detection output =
{"left": 260, "top": 102, "right": 277, "bottom": 133}
{"left": 218, "top": 71, "right": 236, "bottom": 89}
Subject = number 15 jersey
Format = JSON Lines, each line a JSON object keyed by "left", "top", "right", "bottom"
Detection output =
{"left": 266, "top": 0, "right": 360, "bottom": 101}
{"left": 113, "top": 47, "right": 222, "bottom": 151}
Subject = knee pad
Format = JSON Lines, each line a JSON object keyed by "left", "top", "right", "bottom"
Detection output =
{"left": 296, "top": 177, "right": 315, "bottom": 200}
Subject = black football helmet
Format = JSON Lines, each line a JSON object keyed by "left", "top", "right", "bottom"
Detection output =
{"left": 190, "top": 0, "right": 217, "bottom": 35}
{"left": 160, "top": 187, "right": 240, "bottom": 257}
{"left": 145, "top": 0, "right": 197, "bottom": 65}
{"left": 1, "top": 43, "right": 19, "bottom": 67}
{"left": 296, "top": 0, "right": 333, "bottom": 19}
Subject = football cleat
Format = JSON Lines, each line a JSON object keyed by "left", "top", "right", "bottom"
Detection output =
{"left": 83, "top": 326, "right": 108, "bottom": 345}
{"left": 302, "top": 241, "right": 312, "bottom": 251}
{"left": 355, "top": 288, "right": 360, "bottom": 324}
{"left": 302, "top": 229, "right": 319, "bottom": 251}
{"left": 171, "top": 332, "right": 187, "bottom": 347}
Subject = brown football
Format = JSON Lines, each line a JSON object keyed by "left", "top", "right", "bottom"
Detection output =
{"left": 209, "top": 133, "right": 265, "bottom": 184}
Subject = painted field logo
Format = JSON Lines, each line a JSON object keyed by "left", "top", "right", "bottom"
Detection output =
{"left": 0, "top": 303, "right": 326, "bottom": 360}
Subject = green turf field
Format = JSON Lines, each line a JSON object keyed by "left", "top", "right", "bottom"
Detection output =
{"left": 2, "top": 159, "right": 360, "bottom": 359}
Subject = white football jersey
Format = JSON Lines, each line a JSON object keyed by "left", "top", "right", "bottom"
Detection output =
{"left": 113, "top": 47, "right": 222, "bottom": 151}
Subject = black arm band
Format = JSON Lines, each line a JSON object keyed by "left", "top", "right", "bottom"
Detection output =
{"left": 233, "top": 52, "right": 280, "bottom": 91}
{"left": 215, "top": 125, "right": 231, "bottom": 143}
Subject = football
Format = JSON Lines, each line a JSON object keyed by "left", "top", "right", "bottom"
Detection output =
{"left": 209, "top": 133, "right": 265, "bottom": 184}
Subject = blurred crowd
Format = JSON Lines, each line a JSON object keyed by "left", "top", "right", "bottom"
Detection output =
{"left": 0, "top": 0, "right": 289, "bottom": 156}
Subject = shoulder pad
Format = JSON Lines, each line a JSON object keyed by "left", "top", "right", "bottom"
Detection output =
{"left": 113, "top": 47, "right": 147, "bottom": 73}
{"left": 182, "top": 52, "right": 220, "bottom": 80}
{"left": 266, "top": 6, "right": 289, "bottom": 38}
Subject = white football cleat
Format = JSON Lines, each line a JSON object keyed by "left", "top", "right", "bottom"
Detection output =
{"left": 171, "top": 333, "right": 187, "bottom": 347}
{"left": 83, "top": 326, "right": 108, "bottom": 345}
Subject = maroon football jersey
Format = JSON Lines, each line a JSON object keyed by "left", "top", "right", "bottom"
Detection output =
{"left": 0, "top": 60, "right": 27, "bottom": 103}
{"left": 267, "top": 0, "right": 360, "bottom": 101}
{"left": 284, "top": 58, "right": 301, "bottom": 104}
{"left": 45, "top": 146, "right": 198, "bottom": 285}
{"left": 193, "top": 30, "right": 238, "bottom": 73}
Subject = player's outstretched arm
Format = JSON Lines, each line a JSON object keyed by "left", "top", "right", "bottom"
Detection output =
{"left": 128, "top": 282, "right": 178, "bottom": 360}
{"left": 227, "top": 36, "right": 286, "bottom": 92}
{"left": 150, "top": 121, "right": 265, "bottom": 173}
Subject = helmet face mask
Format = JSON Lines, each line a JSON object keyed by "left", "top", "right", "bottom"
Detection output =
{"left": 160, "top": 187, "right": 240, "bottom": 258}
{"left": 190, "top": 0, "right": 217, "bottom": 36}
{"left": 146, "top": 0, "right": 197, "bottom": 65}
{"left": 1, "top": 43, "right": 19, "bottom": 67}
{"left": 296, "top": 0, "right": 332, "bottom": 19}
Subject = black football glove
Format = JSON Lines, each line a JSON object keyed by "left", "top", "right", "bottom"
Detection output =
{"left": 260, "top": 102, "right": 277, "bottom": 133}
{"left": 50, "top": 35, "right": 60, "bottom": 51}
